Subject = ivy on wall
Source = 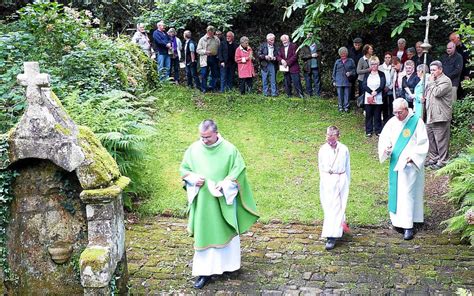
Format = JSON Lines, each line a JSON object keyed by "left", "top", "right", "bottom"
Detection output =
{"left": 0, "top": 135, "right": 18, "bottom": 282}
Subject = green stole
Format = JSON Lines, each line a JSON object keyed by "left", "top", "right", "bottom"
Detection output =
{"left": 388, "top": 114, "right": 419, "bottom": 213}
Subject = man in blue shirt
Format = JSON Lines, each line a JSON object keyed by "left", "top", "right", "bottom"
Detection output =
{"left": 152, "top": 21, "right": 172, "bottom": 80}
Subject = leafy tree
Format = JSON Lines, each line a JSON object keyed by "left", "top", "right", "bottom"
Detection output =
{"left": 284, "top": 0, "right": 473, "bottom": 44}
{"left": 0, "top": 1, "right": 158, "bottom": 188}
{"left": 135, "top": 0, "right": 248, "bottom": 33}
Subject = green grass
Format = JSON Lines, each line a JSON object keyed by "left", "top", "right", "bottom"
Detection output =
{"left": 133, "top": 85, "right": 389, "bottom": 226}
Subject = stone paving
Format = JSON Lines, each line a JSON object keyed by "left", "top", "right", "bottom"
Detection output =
{"left": 126, "top": 217, "right": 473, "bottom": 295}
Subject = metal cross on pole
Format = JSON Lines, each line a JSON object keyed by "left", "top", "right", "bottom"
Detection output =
{"left": 419, "top": 2, "right": 438, "bottom": 119}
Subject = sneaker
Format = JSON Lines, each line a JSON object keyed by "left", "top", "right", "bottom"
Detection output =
{"left": 366, "top": 133, "right": 372, "bottom": 137}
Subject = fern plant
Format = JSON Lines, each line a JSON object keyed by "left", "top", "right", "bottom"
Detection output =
{"left": 62, "top": 90, "right": 157, "bottom": 176}
{"left": 438, "top": 143, "right": 474, "bottom": 245}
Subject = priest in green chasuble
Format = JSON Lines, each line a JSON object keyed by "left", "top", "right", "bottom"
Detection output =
{"left": 378, "top": 98, "right": 428, "bottom": 240}
{"left": 180, "top": 119, "right": 259, "bottom": 289}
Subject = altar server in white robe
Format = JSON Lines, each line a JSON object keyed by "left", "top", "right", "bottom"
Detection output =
{"left": 318, "top": 126, "right": 351, "bottom": 250}
{"left": 378, "top": 98, "right": 429, "bottom": 240}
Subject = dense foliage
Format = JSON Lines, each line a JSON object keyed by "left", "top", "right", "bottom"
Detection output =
{"left": 440, "top": 21, "right": 474, "bottom": 245}
{"left": 438, "top": 145, "right": 474, "bottom": 245}
{"left": 136, "top": 0, "right": 248, "bottom": 32}
{"left": 286, "top": 0, "right": 473, "bottom": 44}
{"left": 0, "top": 2, "right": 158, "bottom": 185}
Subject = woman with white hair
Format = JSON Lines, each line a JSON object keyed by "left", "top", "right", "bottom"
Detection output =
{"left": 362, "top": 56, "right": 386, "bottom": 137}
{"left": 167, "top": 27, "right": 182, "bottom": 83}
{"left": 392, "top": 38, "right": 408, "bottom": 64}
{"left": 413, "top": 64, "right": 430, "bottom": 118}
{"left": 235, "top": 36, "right": 255, "bottom": 94}
{"left": 332, "top": 47, "right": 356, "bottom": 112}
{"left": 132, "top": 23, "right": 152, "bottom": 57}
{"left": 402, "top": 60, "right": 420, "bottom": 109}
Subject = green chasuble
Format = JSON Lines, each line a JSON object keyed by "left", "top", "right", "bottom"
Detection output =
{"left": 180, "top": 139, "right": 259, "bottom": 250}
{"left": 388, "top": 114, "right": 419, "bottom": 214}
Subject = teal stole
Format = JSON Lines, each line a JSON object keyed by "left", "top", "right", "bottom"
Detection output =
{"left": 388, "top": 115, "right": 419, "bottom": 213}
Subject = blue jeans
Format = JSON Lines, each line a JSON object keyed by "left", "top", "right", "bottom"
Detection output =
{"left": 220, "top": 63, "right": 236, "bottom": 92}
{"left": 185, "top": 62, "right": 201, "bottom": 89}
{"left": 336, "top": 86, "right": 350, "bottom": 111}
{"left": 170, "top": 57, "right": 180, "bottom": 82}
{"left": 200, "top": 56, "right": 219, "bottom": 92}
{"left": 261, "top": 63, "right": 277, "bottom": 96}
{"left": 304, "top": 67, "right": 321, "bottom": 96}
{"left": 157, "top": 54, "right": 171, "bottom": 81}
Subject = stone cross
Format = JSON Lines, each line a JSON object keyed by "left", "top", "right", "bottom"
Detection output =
{"left": 17, "top": 61, "right": 50, "bottom": 104}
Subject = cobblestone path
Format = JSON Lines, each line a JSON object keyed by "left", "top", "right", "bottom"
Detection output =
{"left": 126, "top": 217, "right": 473, "bottom": 295}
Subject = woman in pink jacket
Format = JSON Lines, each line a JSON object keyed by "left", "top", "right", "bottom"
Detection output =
{"left": 235, "top": 36, "right": 255, "bottom": 94}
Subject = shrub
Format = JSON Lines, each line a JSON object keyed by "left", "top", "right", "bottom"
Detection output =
{"left": 136, "top": 0, "right": 248, "bottom": 31}
{"left": 451, "top": 95, "right": 474, "bottom": 155}
{"left": 62, "top": 90, "right": 157, "bottom": 176}
{"left": 0, "top": 2, "right": 158, "bottom": 134}
{"left": 438, "top": 144, "right": 474, "bottom": 245}
{"left": 0, "top": 2, "right": 160, "bottom": 202}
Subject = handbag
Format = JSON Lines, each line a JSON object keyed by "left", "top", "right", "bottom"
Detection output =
{"left": 357, "top": 94, "right": 365, "bottom": 108}
{"left": 341, "top": 61, "right": 356, "bottom": 83}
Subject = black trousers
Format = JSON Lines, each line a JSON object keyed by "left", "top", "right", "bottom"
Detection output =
{"left": 284, "top": 72, "right": 304, "bottom": 98}
{"left": 365, "top": 104, "right": 382, "bottom": 135}
{"left": 239, "top": 77, "right": 253, "bottom": 94}
{"left": 382, "top": 92, "right": 394, "bottom": 126}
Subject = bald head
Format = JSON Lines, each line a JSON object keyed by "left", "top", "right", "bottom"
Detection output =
{"left": 447, "top": 42, "right": 456, "bottom": 56}
{"left": 449, "top": 32, "right": 461, "bottom": 46}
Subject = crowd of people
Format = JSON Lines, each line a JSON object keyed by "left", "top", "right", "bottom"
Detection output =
{"left": 132, "top": 23, "right": 469, "bottom": 103}
{"left": 132, "top": 21, "right": 473, "bottom": 290}
{"left": 131, "top": 22, "right": 323, "bottom": 98}
{"left": 132, "top": 21, "right": 470, "bottom": 170}
{"left": 333, "top": 35, "right": 469, "bottom": 140}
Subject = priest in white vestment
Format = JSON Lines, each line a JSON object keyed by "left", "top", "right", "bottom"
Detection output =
{"left": 318, "top": 126, "right": 351, "bottom": 250}
{"left": 378, "top": 98, "right": 429, "bottom": 240}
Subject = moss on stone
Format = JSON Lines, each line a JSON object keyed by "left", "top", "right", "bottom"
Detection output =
{"left": 51, "top": 91, "right": 65, "bottom": 110}
{"left": 80, "top": 246, "right": 109, "bottom": 272}
{"left": 54, "top": 123, "right": 72, "bottom": 136}
{"left": 76, "top": 125, "right": 120, "bottom": 189}
{"left": 80, "top": 176, "right": 130, "bottom": 203}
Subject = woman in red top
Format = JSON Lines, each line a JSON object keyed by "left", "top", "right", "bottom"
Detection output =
{"left": 392, "top": 38, "right": 408, "bottom": 64}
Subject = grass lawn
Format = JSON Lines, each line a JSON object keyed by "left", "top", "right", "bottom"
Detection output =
{"left": 133, "top": 85, "right": 390, "bottom": 226}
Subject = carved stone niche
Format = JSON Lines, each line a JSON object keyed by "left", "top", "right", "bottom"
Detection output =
{"left": 1, "top": 62, "right": 129, "bottom": 295}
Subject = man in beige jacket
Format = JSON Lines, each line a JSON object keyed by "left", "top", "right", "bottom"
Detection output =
{"left": 424, "top": 60, "right": 453, "bottom": 170}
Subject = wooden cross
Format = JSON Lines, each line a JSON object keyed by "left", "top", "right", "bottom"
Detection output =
{"left": 17, "top": 62, "right": 50, "bottom": 104}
